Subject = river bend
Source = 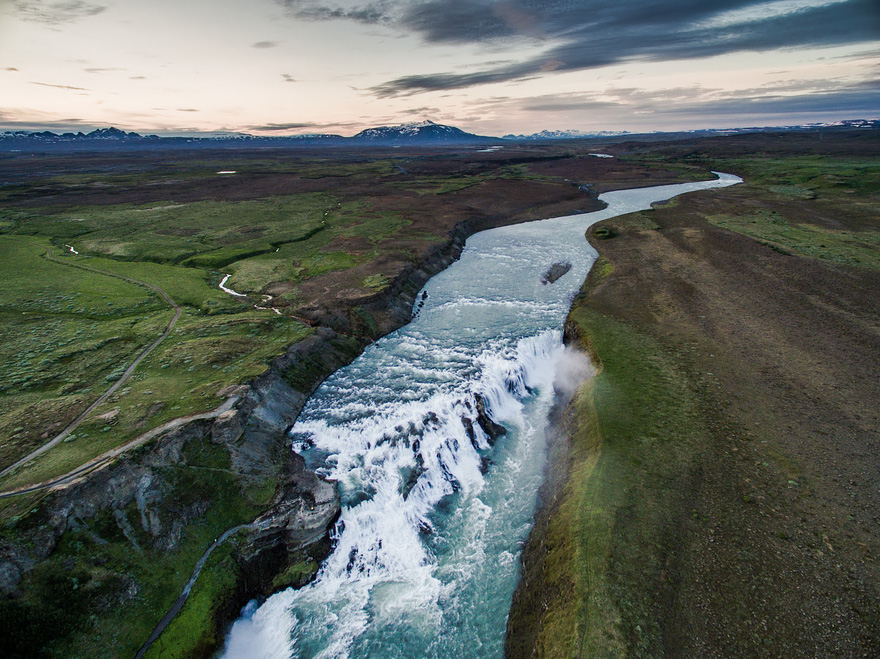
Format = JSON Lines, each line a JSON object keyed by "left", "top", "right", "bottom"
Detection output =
{"left": 221, "top": 173, "right": 741, "bottom": 659}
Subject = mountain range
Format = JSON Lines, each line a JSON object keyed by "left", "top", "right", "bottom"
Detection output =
{"left": 1, "top": 119, "right": 877, "bottom": 152}
{"left": 0, "top": 121, "right": 498, "bottom": 151}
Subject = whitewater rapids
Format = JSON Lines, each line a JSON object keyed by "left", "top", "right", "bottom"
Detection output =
{"left": 221, "top": 173, "right": 741, "bottom": 659}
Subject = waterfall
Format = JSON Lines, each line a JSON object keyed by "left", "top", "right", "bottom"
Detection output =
{"left": 222, "top": 173, "right": 742, "bottom": 659}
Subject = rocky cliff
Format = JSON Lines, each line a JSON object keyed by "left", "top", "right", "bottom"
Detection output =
{"left": 0, "top": 210, "right": 534, "bottom": 658}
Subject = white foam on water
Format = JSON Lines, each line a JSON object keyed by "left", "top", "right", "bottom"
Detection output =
{"left": 221, "top": 173, "right": 742, "bottom": 659}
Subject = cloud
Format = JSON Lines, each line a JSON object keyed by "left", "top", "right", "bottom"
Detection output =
{"left": 247, "top": 122, "right": 319, "bottom": 131}
{"left": 29, "top": 81, "right": 89, "bottom": 90}
{"left": 371, "top": 66, "right": 544, "bottom": 97}
{"left": 402, "top": 106, "right": 441, "bottom": 115}
{"left": 400, "top": 0, "right": 521, "bottom": 43}
{"left": 4, "top": 68, "right": 20, "bottom": 72}
{"left": 14, "top": 0, "right": 107, "bottom": 25}
{"left": 84, "top": 67, "right": 125, "bottom": 73}
{"left": 295, "top": 0, "right": 878, "bottom": 96}
{"left": 0, "top": 111, "right": 101, "bottom": 132}
{"left": 177, "top": 108, "right": 199, "bottom": 112}
{"left": 282, "top": 74, "right": 296, "bottom": 82}
{"left": 501, "top": 77, "right": 880, "bottom": 129}
{"left": 252, "top": 40, "right": 279, "bottom": 48}
{"left": 274, "top": 0, "right": 391, "bottom": 25}
{"left": 664, "top": 79, "right": 880, "bottom": 117}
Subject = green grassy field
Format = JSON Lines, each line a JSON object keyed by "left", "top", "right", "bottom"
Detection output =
{"left": 9, "top": 194, "right": 334, "bottom": 266}
{"left": 707, "top": 209, "right": 880, "bottom": 268}
{"left": 0, "top": 229, "right": 313, "bottom": 489}
{"left": 0, "top": 236, "right": 168, "bottom": 471}
{"left": 651, "top": 154, "right": 880, "bottom": 268}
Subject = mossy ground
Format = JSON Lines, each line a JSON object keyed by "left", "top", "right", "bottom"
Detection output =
{"left": 0, "top": 433, "right": 275, "bottom": 659}
{"left": 527, "top": 283, "right": 708, "bottom": 658}
{"left": 706, "top": 209, "right": 880, "bottom": 268}
{"left": 627, "top": 151, "right": 880, "bottom": 269}
{"left": 696, "top": 155, "right": 880, "bottom": 268}
{"left": 0, "top": 234, "right": 313, "bottom": 489}
{"left": 514, "top": 142, "right": 880, "bottom": 656}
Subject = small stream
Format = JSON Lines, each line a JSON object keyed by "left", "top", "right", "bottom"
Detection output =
{"left": 221, "top": 173, "right": 741, "bottom": 659}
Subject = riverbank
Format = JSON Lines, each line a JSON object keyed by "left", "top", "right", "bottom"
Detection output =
{"left": 507, "top": 153, "right": 880, "bottom": 655}
{"left": 2, "top": 143, "right": 712, "bottom": 657}
{"left": 4, "top": 133, "right": 876, "bottom": 656}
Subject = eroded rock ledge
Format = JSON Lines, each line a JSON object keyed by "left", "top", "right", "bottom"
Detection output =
{"left": 0, "top": 210, "right": 558, "bottom": 656}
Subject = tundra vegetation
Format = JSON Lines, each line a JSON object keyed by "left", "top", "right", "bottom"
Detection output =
{"left": 0, "top": 144, "right": 699, "bottom": 657}
{"left": 507, "top": 130, "right": 880, "bottom": 657}
{"left": 1, "top": 130, "right": 878, "bottom": 657}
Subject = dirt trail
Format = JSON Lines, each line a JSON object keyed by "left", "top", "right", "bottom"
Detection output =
{"left": 0, "top": 394, "right": 239, "bottom": 499}
{"left": 134, "top": 521, "right": 253, "bottom": 659}
{"left": 0, "top": 251, "right": 182, "bottom": 480}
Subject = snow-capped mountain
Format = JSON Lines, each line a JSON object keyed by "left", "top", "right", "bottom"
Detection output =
{"left": 2, "top": 119, "right": 876, "bottom": 152}
{"left": 351, "top": 120, "right": 492, "bottom": 144}
{"left": 504, "top": 129, "right": 632, "bottom": 140}
{"left": 0, "top": 121, "right": 493, "bottom": 150}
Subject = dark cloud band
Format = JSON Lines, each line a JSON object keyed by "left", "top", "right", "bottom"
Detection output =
{"left": 14, "top": 0, "right": 107, "bottom": 25}
{"left": 276, "top": 0, "right": 879, "bottom": 96}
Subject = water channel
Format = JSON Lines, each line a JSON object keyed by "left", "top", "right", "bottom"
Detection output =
{"left": 221, "top": 173, "right": 741, "bottom": 659}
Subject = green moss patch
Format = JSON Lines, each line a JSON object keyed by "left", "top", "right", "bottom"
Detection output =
{"left": 525, "top": 283, "right": 709, "bottom": 658}
{"left": 707, "top": 210, "right": 880, "bottom": 269}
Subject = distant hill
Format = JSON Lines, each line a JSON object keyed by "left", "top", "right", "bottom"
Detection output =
{"left": 503, "top": 129, "right": 631, "bottom": 140}
{"left": 351, "top": 120, "right": 492, "bottom": 145}
{"left": 0, "top": 121, "right": 498, "bottom": 151}
{"left": 0, "top": 127, "right": 347, "bottom": 151}
{"left": 504, "top": 119, "right": 880, "bottom": 141}
{"left": 2, "top": 119, "right": 877, "bottom": 152}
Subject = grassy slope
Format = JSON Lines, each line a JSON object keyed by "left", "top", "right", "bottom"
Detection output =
{"left": 516, "top": 149, "right": 880, "bottom": 656}
{"left": 0, "top": 434, "right": 276, "bottom": 659}
{"left": 0, "top": 147, "right": 619, "bottom": 658}
{"left": 700, "top": 154, "right": 880, "bottom": 268}
{"left": 0, "top": 237, "right": 313, "bottom": 489}
{"left": 513, "top": 258, "right": 708, "bottom": 658}
{"left": 0, "top": 236, "right": 167, "bottom": 471}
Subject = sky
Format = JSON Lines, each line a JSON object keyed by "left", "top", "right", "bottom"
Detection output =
{"left": 1, "top": 0, "right": 878, "bottom": 136}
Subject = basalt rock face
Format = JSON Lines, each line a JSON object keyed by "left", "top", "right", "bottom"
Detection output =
{"left": 247, "top": 451, "right": 339, "bottom": 554}
{"left": 474, "top": 393, "right": 507, "bottom": 444}
{"left": 0, "top": 419, "right": 217, "bottom": 597}
{"left": 0, "top": 213, "right": 515, "bottom": 652}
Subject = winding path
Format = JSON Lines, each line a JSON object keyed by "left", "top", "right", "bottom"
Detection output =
{"left": 0, "top": 250, "right": 182, "bottom": 480}
{"left": 134, "top": 522, "right": 254, "bottom": 659}
{"left": 0, "top": 395, "right": 240, "bottom": 499}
